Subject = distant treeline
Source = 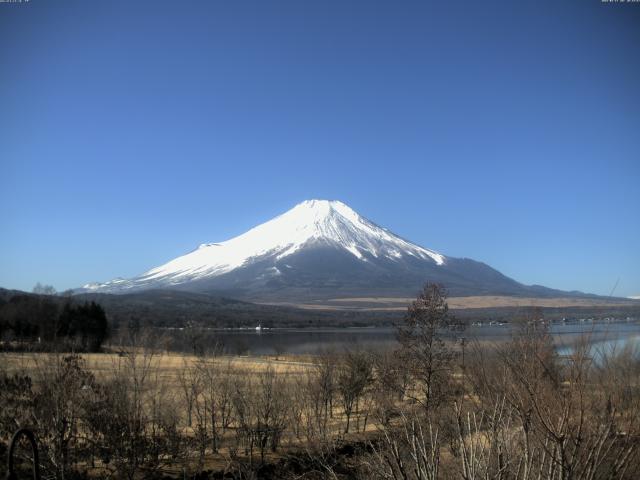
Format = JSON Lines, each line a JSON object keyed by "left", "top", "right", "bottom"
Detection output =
{"left": 0, "top": 292, "right": 108, "bottom": 352}
{"left": 0, "top": 287, "right": 638, "bottom": 352}
{"left": 71, "top": 289, "right": 401, "bottom": 329}
{"left": 64, "top": 290, "right": 640, "bottom": 329}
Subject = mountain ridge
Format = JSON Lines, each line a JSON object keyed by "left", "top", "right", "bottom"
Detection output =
{"left": 78, "top": 200, "right": 603, "bottom": 302}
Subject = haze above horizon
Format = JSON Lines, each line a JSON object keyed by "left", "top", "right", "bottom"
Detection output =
{"left": 1, "top": 1, "right": 639, "bottom": 296}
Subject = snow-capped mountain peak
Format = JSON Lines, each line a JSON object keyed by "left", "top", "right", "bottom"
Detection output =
{"left": 82, "top": 200, "right": 445, "bottom": 293}
{"left": 79, "top": 200, "right": 595, "bottom": 302}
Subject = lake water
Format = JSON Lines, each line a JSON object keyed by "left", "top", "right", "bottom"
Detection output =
{"left": 208, "top": 320, "right": 640, "bottom": 357}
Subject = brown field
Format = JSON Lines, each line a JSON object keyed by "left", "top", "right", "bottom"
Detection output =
{"left": 0, "top": 350, "right": 315, "bottom": 380}
{"left": 0, "top": 349, "right": 377, "bottom": 475}
{"left": 2, "top": 333, "right": 639, "bottom": 479}
{"left": 267, "top": 295, "right": 640, "bottom": 310}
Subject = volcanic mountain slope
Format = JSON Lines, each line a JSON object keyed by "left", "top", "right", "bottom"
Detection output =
{"left": 80, "top": 199, "right": 587, "bottom": 302}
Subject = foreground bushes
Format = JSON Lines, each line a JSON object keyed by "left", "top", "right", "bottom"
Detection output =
{"left": 1, "top": 334, "right": 638, "bottom": 479}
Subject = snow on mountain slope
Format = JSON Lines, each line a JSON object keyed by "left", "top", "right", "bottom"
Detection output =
{"left": 83, "top": 200, "right": 446, "bottom": 293}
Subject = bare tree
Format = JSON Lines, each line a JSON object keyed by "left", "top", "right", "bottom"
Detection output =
{"left": 372, "top": 349, "right": 411, "bottom": 426}
{"left": 91, "top": 342, "right": 159, "bottom": 480}
{"left": 32, "top": 283, "right": 57, "bottom": 296}
{"left": 365, "top": 411, "right": 441, "bottom": 480}
{"left": 337, "top": 349, "right": 373, "bottom": 434}
{"left": 193, "top": 353, "right": 232, "bottom": 455}
{"left": 398, "top": 283, "right": 461, "bottom": 413}
{"left": 232, "top": 366, "right": 292, "bottom": 465}
{"left": 32, "top": 354, "right": 96, "bottom": 479}
{"left": 299, "top": 351, "right": 336, "bottom": 441}
{"left": 463, "top": 312, "right": 640, "bottom": 480}
{"left": 177, "top": 359, "right": 198, "bottom": 428}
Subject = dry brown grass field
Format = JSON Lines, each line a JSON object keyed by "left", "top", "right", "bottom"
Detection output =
{"left": 0, "top": 350, "right": 315, "bottom": 379}
{"left": 0, "top": 349, "right": 378, "bottom": 476}
{"left": 267, "top": 295, "right": 640, "bottom": 310}
{"left": 2, "top": 335, "right": 639, "bottom": 479}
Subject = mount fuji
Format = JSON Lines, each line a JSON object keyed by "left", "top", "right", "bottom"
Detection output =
{"left": 80, "top": 200, "right": 574, "bottom": 302}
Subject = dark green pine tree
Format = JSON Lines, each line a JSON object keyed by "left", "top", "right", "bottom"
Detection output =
{"left": 86, "top": 302, "right": 108, "bottom": 352}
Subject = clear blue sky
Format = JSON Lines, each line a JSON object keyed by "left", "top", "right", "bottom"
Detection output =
{"left": 1, "top": 0, "right": 639, "bottom": 297}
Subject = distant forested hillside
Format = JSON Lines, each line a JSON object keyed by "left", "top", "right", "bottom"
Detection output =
{"left": 3, "top": 287, "right": 640, "bottom": 340}
{"left": 0, "top": 289, "right": 108, "bottom": 351}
